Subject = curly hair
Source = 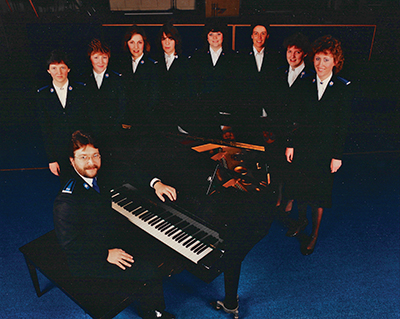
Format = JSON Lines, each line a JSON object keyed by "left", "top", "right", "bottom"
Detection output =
{"left": 87, "top": 39, "right": 111, "bottom": 58}
{"left": 311, "top": 35, "right": 344, "bottom": 74}
{"left": 123, "top": 25, "right": 151, "bottom": 54}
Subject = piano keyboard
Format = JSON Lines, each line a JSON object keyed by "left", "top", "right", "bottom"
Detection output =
{"left": 110, "top": 184, "right": 223, "bottom": 264}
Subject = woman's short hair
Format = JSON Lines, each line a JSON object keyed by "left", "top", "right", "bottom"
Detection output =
{"left": 311, "top": 35, "right": 344, "bottom": 74}
{"left": 123, "top": 25, "right": 151, "bottom": 54}
{"left": 46, "top": 49, "right": 70, "bottom": 69}
{"left": 158, "top": 23, "right": 182, "bottom": 55}
{"left": 87, "top": 39, "right": 111, "bottom": 58}
{"left": 203, "top": 20, "right": 227, "bottom": 49}
{"left": 283, "top": 32, "right": 310, "bottom": 56}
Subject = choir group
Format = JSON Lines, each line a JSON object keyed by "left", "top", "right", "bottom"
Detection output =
{"left": 36, "top": 21, "right": 352, "bottom": 318}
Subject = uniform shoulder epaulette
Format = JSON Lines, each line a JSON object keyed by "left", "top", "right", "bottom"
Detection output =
{"left": 300, "top": 70, "right": 314, "bottom": 79}
{"left": 110, "top": 69, "right": 122, "bottom": 77}
{"left": 62, "top": 178, "right": 77, "bottom": 194}
{"left": 37, "top": 85, "right": 50, "bottom": 93}
{"left": 337, "top": 76, "right": 351, "bottom": 86}
{"left": 148, "top": 57, "right": 158, "bottom": 64}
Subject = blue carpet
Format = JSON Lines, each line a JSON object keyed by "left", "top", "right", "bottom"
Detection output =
{"left": 1, "top": 126, "right": 399, "bottom": 319}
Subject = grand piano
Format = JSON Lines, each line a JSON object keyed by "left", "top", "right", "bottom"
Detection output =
{"left": 109, "top": 132, "right": 277, "bottom": 283}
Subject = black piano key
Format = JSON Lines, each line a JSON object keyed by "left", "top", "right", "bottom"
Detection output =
{"left": 154, "top": 221, "right": 169, "bottom": 230}
{"left": 133, "top": 208, "right": 147, "bottom": 216}
{"left": 176, "top": 233, "right": 190, "bottom": 243}
{"left": 193, "top": 243, "right": 207, "bottom": 254}
{"left": 146, "top": 216, "right": 159, "bottom": 224}
{"left": 196, "top": 245, "right": 210, "bottom": 255}
{"left": 156, "top": 216, "right": 180, "bottom": 230}
{"left": 139, "top": 212, "right": 153, "bottom": 221}
{"left": 158, "top": 221, "right": 174, "bottom": 231}
{"left": 150, "top": 211, "right": 172, "bottom": 226}
{"left": 124, "top": 202, "right": 139, "bottom": 212}
{"left": 182, "top": 237, "right": 196, "bottom": 247}
{"left": 190, "top": 242, "right": 202, "bottom": 252}
{"left": 184, "top": 237, "right": 198, "bottom": 248}
{"left": 172, "top": 230, "right": 186, "bottom": 240}
{"left": 165, "top": 227, "right": 180, "bottom": 236}
{"left": 143, "top": 212, "right": 157, "bottom": 222}
{"left": 148, "top": 217, "right": 162, "bottom": 226}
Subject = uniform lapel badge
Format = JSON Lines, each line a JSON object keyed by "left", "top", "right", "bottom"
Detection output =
{"left": 105, "top": 73, "right": 109, "bottom": 78}
{"left": 68, "top": 86, "right": 73, "bottom": 91}
{"left": 140, "top": 60, "right": 145, "bottom": 64}
{"left": 300, "top": 71, "right": 305, "bottom": 78}
{"left": 313, "top": 78, "right": 316, "bottom": 83}
{"left": 83, "top": 183, "right": 90, "bottom": 190}
{"left": 329, "top": 81, "right": 334, "bottom": 86}
{"left": 50, "top": 88, "right": 54, "bottom": 93}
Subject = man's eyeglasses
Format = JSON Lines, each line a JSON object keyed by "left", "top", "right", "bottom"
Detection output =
{"left": 75, "top": 154, "right": 101, "bottom": 162}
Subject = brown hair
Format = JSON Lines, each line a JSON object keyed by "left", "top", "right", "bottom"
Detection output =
{"left": 158, "top": 23, "right": 182, "bottom": 55}
{"left": 123, "top": 25, "right": 151, "bottom": 54}
{"left": 69, "top": 130, "right": 98, "bottom": 158}
{"left": 87, "top": 39, "right": 111, "bottom": 58}
{"left": 311, "top": 35, "right": 344, "bottom": 74}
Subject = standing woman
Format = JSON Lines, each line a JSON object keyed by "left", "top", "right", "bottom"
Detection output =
{"left": 285, "top": 35, "right": 352, "bottom": 255}
{"left": 84, "top": 39, "right": 124, "bottom": 145}
{"left": 188, "top": 21, "right": 237, "bottom": 138}
{"left": 154, "top": 23, "right": 191, "bottom": 134}
{"left": 120, "top": 25, "right": 159, "bottom": 136}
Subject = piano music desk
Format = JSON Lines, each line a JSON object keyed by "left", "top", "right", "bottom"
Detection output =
{"left": 19, "top": 230, "right": 144, "bottom": 319}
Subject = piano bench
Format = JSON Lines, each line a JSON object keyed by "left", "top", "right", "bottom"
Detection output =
{"left": 19, "top": 230, "right": 144, "bottom": 319}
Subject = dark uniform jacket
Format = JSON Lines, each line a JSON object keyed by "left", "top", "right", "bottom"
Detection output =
{"left": 288, "top": 74, "right": 353, "bottom": 207}
{"left": 53, "top": 171, "right": 114, "bottom": 277}
{"left": 83, "top": 68, "right": 125, "bottom": 140}
{"left": 187, "top": 48, "right": 238, "bottom": 137}
{"left": 119, "top": 54, "right": 159, "bottom": 135}
{"left": 53, "top": 166, "right": 155, "bottom": 278}
{"left": 153, "top": 53, "right": 191, "bottom": 134}
{"left": 229, "top": 47, "right": 282, "bottom": 143}
{"left": 36, "top": 81, "right": 88, "bottom": 165}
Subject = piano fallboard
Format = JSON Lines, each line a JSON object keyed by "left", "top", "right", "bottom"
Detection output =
{"left": 110, "top": 184, "right": 224, "bottom": 265}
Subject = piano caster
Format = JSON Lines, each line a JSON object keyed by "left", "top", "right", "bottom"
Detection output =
{"left": 211, "top": 299, "right": 239, "bottom": 319}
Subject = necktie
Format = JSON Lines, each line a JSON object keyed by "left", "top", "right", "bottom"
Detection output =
{"left": 92, "top": 178, "right": 100, "bottom": 193}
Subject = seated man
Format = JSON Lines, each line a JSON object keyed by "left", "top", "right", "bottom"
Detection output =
{"left": 53, "top": 130, "right": 176, "bottom": 319}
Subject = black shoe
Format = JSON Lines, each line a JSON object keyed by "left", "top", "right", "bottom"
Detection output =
{"left": 286, "top": 218, "right": 308, "bottom": 237}
{"left": 142, "top": 309, "right": 175, "bottom": 319}
{"left": 300, "top": 235, "right": 317, "bottom": 256}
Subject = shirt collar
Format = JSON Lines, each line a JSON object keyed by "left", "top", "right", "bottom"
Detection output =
{"left": 253, "top": 46, "right": 265, "bottom": 56}
{"left": 132, "top": 53, "right": 144, "bottom": 63}
{"left": 289, "top": 61, "right": 305, "bottom": 76}
{"left": 93, "top": 69, "right": 106, "bottom": 78}
{"left": 53, "top": 79, "right": 69, "bottom": 90}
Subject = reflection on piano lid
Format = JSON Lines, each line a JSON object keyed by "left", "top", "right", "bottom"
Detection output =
{"left": 110, "top": 184, "right": 224, "bottom": 265}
